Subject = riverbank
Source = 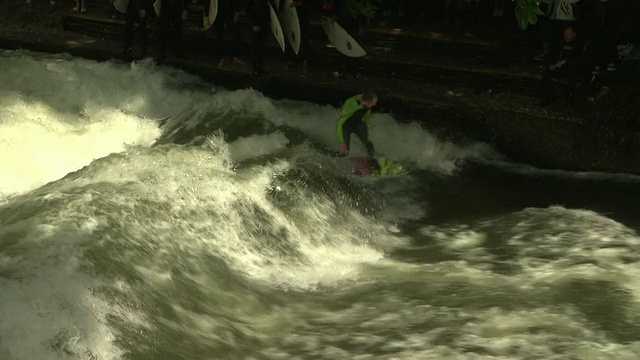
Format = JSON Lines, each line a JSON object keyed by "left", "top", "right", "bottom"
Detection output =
{"left": 2, "top": 0, "right": 639, "bottom": 174}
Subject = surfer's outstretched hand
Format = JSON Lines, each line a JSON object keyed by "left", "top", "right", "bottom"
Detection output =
{"left": 338, "top": 143, "right": 347, "bottom": 156}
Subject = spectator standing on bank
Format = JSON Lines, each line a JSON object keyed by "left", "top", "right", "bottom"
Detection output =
{"left": 248, "top": 0, "right": 270, "bottom": 76}
{"left": 156, "top": 0, "right": 190, "bottom": 62}
{"left": 329, "top": 0, "right": 374, "bottom": 80}
{"left": 536, "top": 0, "right": 582, "bottom": 62}
{"left": 73, "top": 0, "right": 86, "bottom": 12}
{"left": 541, "top": 24, "right": 588, "bottom": 105}
{"left": 213, "top": 0, "right": 246, "bottom": 68}
{"left": 281, "top": 0, "right": 310, "bottom": 76}
{"left": 123, "top": 0, "right": 153, "bottom": 57}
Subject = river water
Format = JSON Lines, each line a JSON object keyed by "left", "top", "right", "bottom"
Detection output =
{"left": 1, "top": 50, "right": 639, "bottom": 360}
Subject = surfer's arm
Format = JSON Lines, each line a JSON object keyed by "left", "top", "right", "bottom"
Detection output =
{"left": 336, "top": 113, "right": 348, "bottom": 144}
{"left": 363, "top": 109, "right": 372, "bottom": 125}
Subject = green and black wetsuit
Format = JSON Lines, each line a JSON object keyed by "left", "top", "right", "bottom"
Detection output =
{"left": 336, "top": 94, "right": 375, "bottom": 156}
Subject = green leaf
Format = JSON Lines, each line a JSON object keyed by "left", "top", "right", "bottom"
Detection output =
{"left": 517, "top": 13, "right": 528, "bottom": 30}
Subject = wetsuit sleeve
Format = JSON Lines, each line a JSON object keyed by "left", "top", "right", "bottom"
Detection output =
{"left": 336, "top": 123, "right": 345, "bottom": 144}
{"left": 336, "top": 94, "right": 362, "bottom": 144}
{"left": 336, "top": 96, "right": 357, "bottom": 143}
{"left": 363, "top": 109, "right": 372, "bottom": 125}
{"left": 336, "top": 111, "right": 348, "bottom": 144}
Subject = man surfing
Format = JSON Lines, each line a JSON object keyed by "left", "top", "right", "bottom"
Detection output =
{"left": 335, "top": 92, "right": 406, "bottom": 176}
{"left": 336, "top": 92, "right": 377, "bottom": 157}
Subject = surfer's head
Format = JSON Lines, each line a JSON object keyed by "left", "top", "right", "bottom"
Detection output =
{"left": 361, "top": 92, "right": 378, "bottom": 108}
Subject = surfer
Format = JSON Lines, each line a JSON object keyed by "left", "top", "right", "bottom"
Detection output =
{"left": 123, "top": 0, "right": 153, "bottom": 57}
{"left": 156, "top": 0, "right": 190, "bottom": 62}
{"left": 336, "top": 92, "right": 377, "bottom": 157}
{"left": 248, "top": 0, "right": 271, "bottom": 76}
{"left": 214, "top": 0, "right": 246, "bottom": 68}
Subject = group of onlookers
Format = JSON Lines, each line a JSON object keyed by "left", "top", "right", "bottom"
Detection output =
{"left": 533, "top": 0, "right": 639, "bottom": 105}
{"left": 36, "top": 0, "right": 638, "bottom": 105}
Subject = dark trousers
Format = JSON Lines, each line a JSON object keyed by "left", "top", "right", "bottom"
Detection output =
{"left": 342, "top": 117, "right": 374, "bottom": 157}
{"left": 251, "top": 28, "right": 268, "bottom": 72}
{"left": 546, "top": 19, "right": 573, "bottom": 58}
{"left": 157, "top": 8, "right": 184, "bottom": 58}
{"left": 124, "top": 9, "right": 148, "bottom": 54}
{"left": 542, "top": 64, "right": 581, "bottom": 100}
{"left": 215, "top": 10, "right": 242, "bottom": 58}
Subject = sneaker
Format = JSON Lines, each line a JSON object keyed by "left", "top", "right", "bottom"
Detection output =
{"left": 534, "top": 53, "right": 548, "bottom": 61}
{"left": 253, "top": 68, "right": 268, "bottom": 76}
{"left": 591, "top": 65, "right": 601, "bottom": 75}
{"left": 606, "top": 63, "right": 617, "bottom": 71}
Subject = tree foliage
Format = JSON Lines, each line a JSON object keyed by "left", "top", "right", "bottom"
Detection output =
{"left": 514, "top": 0, "right": 545, "bottom": 30}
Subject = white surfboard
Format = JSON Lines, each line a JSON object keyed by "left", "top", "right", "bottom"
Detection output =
{"left": 320, "top": 16, "right": 367, "bottom": 58}
{"left": 113, "top": 0, "right": 129, "bottom": 14}
{"left": 269, "top": 2, "right": 286, "bottom": 52}
{"left": 202, "top": 0, "right": 218, "bottom": 30}
{"left": 153, "top": 0, "right": 161, "bottom": 17}
{"left": 278, "top": 0, "right": 301, "bottom": 55}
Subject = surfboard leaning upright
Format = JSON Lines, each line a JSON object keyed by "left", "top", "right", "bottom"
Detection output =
{"left": 278, "top": 0, "right": 301, "bottom": 55}
{"left": 268, "top": 2, "right": 286, "bottom": 52}
{"left": 320, "top": 16, "right": 367, "bottom": 58}
{"left": 153, "top": 0, "right": 161, "bottom": 17}
{"left": 113, "top": 0, "right": 129, "bottom": 14}
{"left": 202, "top": 0, "right": 219, "bottom": 31}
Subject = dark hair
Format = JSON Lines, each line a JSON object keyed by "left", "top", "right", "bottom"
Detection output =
{"left": 565, "top": 23, "right": 578, "bottom": 33}
{"left": 362, "top": 92, "right": 377, "bottom": 102}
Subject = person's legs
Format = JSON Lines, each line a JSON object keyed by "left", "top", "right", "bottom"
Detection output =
{"left": 297, "top": 6, "right": 310, "bottom": 74}
{"left": 156, "top": 10, "right": 171, "bottom": 60}
{"left": 172, "top": 11, "right": 184, "bottom": 57}
{"left": 139, "top": 16, "right": 148, "bottom": 55}
{"left": 251, "top": 28, "right": 268, "bottom": 74}
{"left": 124, "top": 8, "right": 136, "bottom": 52}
